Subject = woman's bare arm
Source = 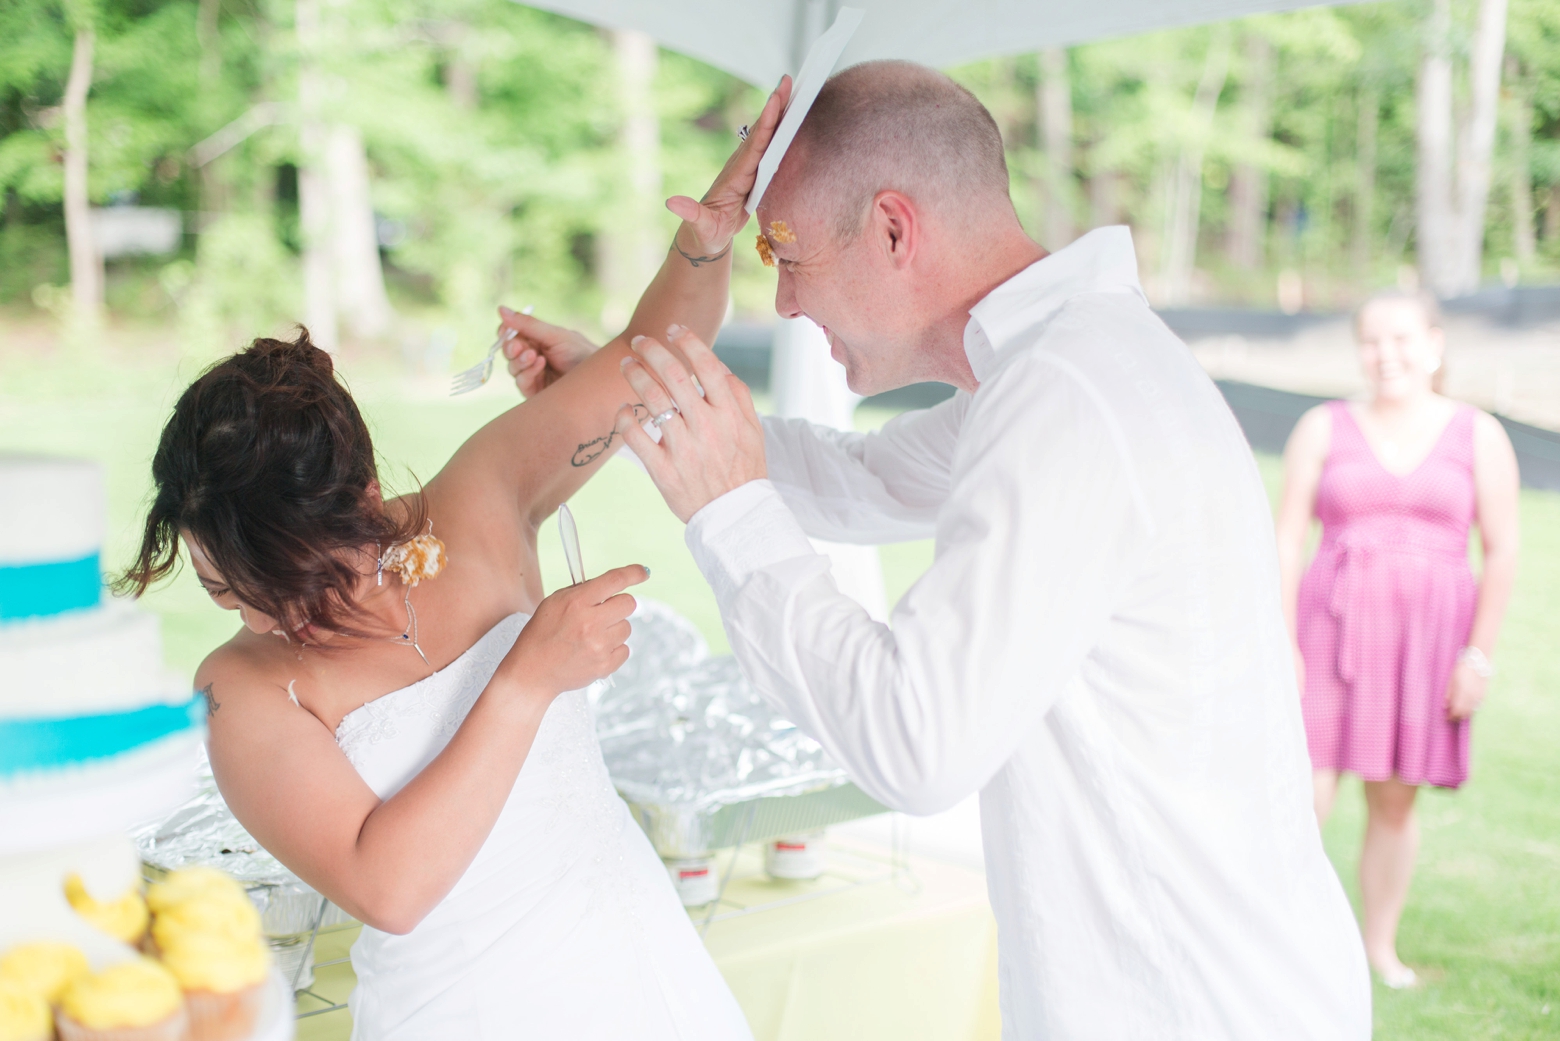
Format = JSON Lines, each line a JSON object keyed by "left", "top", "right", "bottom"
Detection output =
{"left": 1447, "top": 411, "right": 1520, "bottom": 719}
{"left": 1274, "top": 405, "right": 1331, "bottom": 688}
{"left": 202, "top": 566, "right": 644, "bottom": 934}
{"left": 434, "top": 80, "right": 793, "bottom": 533}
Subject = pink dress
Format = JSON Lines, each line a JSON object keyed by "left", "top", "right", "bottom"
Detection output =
{"left": 1297, "top": 400, "right": 1479, "bottom": 788}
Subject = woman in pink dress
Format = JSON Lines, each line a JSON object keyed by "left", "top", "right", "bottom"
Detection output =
{"left": 1275, "top": 290, "right": 1520, "bottom": 989}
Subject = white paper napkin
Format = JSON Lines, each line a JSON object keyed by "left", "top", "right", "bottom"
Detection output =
{"left": 744, "top": 6, "right": 865, "bottom": 215}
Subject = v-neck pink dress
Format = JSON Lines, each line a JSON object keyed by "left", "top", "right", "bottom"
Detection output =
{"left": 1297, "top": 400, "right": 1479, "bottom": 788}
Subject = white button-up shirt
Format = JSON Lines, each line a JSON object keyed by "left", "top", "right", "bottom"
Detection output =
{"left": 685, "top": 227, "right": 1370, "bottom": 1039}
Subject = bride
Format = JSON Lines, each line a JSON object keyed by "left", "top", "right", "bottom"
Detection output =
{"left": 118, "top": 82, "right": 791, "bottom": 1040}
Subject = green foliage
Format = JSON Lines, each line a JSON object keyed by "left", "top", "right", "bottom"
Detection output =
{"left": 3, "top": 0, "right": 1559, "bottom": 341}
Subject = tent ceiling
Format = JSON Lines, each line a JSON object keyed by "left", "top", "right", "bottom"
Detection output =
{"left": 522, "top": 0, "right": 1347, "bottom": 87}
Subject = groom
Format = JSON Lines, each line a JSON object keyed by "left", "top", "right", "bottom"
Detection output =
{"left": 538, "top": 61, "right": 1371, "bottom": 1039}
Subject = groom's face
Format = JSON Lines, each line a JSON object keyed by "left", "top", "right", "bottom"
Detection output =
{"left": 759, "top": 182, "right": 926, "bottom": 397}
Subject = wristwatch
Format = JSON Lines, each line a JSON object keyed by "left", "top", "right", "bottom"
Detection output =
{"left": 1457, "top": 646, "right": 1495, "bottom": 678}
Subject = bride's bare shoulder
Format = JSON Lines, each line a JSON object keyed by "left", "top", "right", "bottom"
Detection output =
{"left": 193, "top": 628, "right": 304, "bottom": 726}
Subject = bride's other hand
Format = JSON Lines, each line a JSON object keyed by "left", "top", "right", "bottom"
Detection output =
{"left": 664, "top": 75, "right": 793, "bottom": 256}
{"left": 499, "top": 307, "right": 601, "bottom": 399}
{"left": 498, "top": 563, "right": 648, "bottom": 694}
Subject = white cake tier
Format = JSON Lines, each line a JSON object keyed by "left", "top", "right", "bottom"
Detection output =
{"left": 0, "top": 455, "right": 103, "bottom": 565}
{"left": 0, "top": 728, "right": 204, "bottom": 855}
{"left": 0, "top": 600, "right": 182, "bottom": 718}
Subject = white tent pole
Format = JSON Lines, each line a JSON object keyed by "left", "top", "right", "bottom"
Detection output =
{"left": 766, "top": 1, "right": 887, "bottom": 622}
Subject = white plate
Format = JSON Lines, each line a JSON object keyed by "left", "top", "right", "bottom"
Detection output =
{"left": 250, "top": 969, "right": 297, "bottom": 1041}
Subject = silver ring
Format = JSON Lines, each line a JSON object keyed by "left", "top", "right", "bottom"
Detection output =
{"left": 650, "top": 408, "right": 679, "bottom": 428}
{"left": 737, "top": 124, "right": 750, "bottom": 141}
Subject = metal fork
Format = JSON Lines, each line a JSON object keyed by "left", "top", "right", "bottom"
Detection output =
{"left": 449, "top": 305, "right": 531, "bottom": 395}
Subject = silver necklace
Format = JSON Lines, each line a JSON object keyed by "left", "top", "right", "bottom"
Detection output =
{"left": 391, "top": 583, "right": 430, "bottom": 667}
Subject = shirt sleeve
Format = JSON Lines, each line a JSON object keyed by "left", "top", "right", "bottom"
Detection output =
{"left": 759, "top": 394, "right": 969, "bottom": 544}
{"left": 689, "top": 354, "right": 1153, "bottom": 815}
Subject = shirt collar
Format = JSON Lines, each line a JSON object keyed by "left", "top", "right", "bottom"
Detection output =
{"left": 963, "top": 226, "right": 1146, "bottom": 383}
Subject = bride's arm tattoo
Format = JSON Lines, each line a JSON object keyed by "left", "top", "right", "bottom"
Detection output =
{"left": 572, "top": 404, "right": 650, "bottom": 467}
{"left": 201, "top": 682, "right": 220, "bottom": 717}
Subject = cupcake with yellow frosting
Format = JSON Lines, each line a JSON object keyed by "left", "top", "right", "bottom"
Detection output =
{"left": 54, "top": 958, "right": 186, "bottom": 1041}
{"left": 158, "top": 935, "right": 269, "bottom": 1041}
{"left": 145, "top": 868, "right": 268, "bottom": 1041}
{"left": 0, "top": 979, "right": 51, "bottom": 1041}
{"left": 0, "top": 941, "right": 89, "bottom": 1004}
{"left": 63, "top": 875, "right": 149, "bottom": 946}
{"left": 144, "top": 867, "right": 249, "bottom": 916}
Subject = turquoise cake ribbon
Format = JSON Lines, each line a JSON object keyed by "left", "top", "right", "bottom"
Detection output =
{"left": 0, "top": 695, "right": 205, "bottom": 778}
{"left": 0, "top": 553, "right": 102, "bottom": 620}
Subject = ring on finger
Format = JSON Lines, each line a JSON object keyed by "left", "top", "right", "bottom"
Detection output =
{"left": 650, "top": 408, "right": 679, "bottom": 428}
{"left": 737, "top": 124, "right": 750, "bottom": 141}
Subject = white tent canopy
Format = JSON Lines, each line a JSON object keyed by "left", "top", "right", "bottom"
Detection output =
{"left": 525, "top": 0, "right": 1343, "bottom": 89}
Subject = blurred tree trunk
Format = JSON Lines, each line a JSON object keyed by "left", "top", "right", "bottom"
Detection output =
{"left": 327, "top": 124, "right": 395, "bottom": 340}
{"left": 1089, "top": 168, "right": 1121, "bottom": 228}
{"left": 63, "top": 24, "right": 102, "bottom": 331}
{"left": 439, "top": 23, "right": 477, "bottom": 110}
{"left": 196, "top": 0, "right": 226, "bottom": 218}
{"left": 1545, "top": 185, "right": 1560, "bottom": 244}
{"left": 1037, "top": 47, "right": 1074, "bottom": 249}
{"left": 1416, "top": 0, "right": 1509, "bottom": 297}
{"left": 1225, "top": 33, "right": 1271, "bottom": 270}
{"left": 296, "top": 0, "right": 336, "bottom": 350}
{"left": 596, "top": 29, "right": 661, "bottom": 331}
{"left": 1505, "top": 58, "right": 1535, "bottom": 263}
{"left": 1352, "top": 88, "right": 1378, "bottom": 276}
{"left": 1161, "top": 28, "right": 1230, "bottom": 306}
{"left": 197, "top": 0, "right": 220, "bottom": 85}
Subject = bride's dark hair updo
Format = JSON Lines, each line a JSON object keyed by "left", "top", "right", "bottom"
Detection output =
{"left": 118, "top": 328, "right": 425, "bottom": 634}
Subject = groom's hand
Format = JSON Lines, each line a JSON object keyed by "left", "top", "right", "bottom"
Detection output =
{"left": 616, "top": 326, "right": 766, "bottom": 523}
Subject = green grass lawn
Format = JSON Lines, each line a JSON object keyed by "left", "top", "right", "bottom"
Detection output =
{"left": 2, "top": 341, "right": 1555, "bottom": 1038}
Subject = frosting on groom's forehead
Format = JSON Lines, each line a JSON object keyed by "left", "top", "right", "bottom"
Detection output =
{"left": 758, "top": 59, "right": 1012, "bottom": 245}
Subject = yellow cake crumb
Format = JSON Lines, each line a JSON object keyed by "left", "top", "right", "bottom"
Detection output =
{"left": 766, "top": 220, "right": 796, "bottom": 244}
{"left": 755, "top": 233, "right": 776, "bottom": 267}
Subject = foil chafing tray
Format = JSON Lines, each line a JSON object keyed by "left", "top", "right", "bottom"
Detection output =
{"left": 599, "top": 602, "right": 889, "bottom": 859}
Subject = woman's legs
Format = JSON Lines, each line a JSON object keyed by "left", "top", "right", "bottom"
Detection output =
{"left": 1313, "top": 768, "right": 1341, "bottom": 824}
{"left": 1360, "top": 777, "right": 1420, "bottom": 978}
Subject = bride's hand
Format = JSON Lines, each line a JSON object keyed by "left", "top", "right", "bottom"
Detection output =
{"left": 665, "top": 76, "right": 793, "bottom": 256}
{"left": 497, "top": 564, "right": 648, "bottom": 695}
{"left": 499, "top": 307, "right": 601, "bottom": 398}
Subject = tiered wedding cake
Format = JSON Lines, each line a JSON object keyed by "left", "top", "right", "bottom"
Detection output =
{"left": 0, "top": 455, "right": 293, "bottom": 1041}
{"left": 0, "top": 456, "right": 205, "bottom": 852}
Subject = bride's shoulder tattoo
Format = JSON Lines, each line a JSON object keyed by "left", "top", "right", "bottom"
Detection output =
{"left": 201, "top": 682, "right": 221, "bottom": 717}
{"left": 572, "top": 404, "right": 650, "bottom": 467}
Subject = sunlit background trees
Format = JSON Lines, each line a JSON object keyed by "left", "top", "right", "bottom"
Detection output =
{"left": 2, "top": 0, "right": 1557, "bottom": 359}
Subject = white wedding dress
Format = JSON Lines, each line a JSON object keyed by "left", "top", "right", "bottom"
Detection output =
{"left": 334, "top": 613, "right": 753, "bottom": 1040}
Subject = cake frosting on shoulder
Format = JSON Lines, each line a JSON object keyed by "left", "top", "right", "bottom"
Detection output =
{"left": 0, "top": 455, "right": 203, "bottom": 848}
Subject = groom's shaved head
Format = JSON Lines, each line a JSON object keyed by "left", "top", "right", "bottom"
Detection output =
{"left": 773, "top": 60, "right": 1012, "bottom": 241}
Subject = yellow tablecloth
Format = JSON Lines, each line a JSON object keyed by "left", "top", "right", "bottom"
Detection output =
{"left": 295, "top": 840, "right": 1000, "bottom": 1041}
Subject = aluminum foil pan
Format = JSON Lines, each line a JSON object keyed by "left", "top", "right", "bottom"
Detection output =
{"left": 133, "top": 750, "right": 355, "bottom": 938}
{"left": 600, "top": 602, "right": 887, "bottom": 858}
